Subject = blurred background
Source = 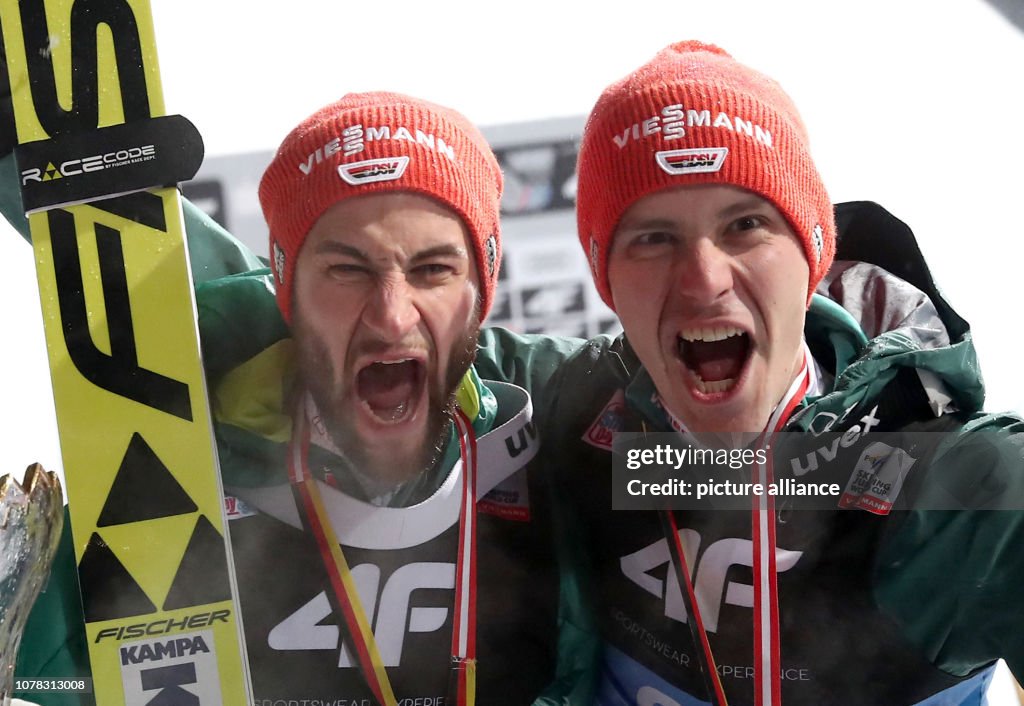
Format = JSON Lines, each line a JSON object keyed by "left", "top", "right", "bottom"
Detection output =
{"left": 2, "top": 0, "right": 1022, "bottom": 697}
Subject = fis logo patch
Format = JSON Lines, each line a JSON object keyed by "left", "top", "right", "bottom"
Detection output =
{"left": 655, "top": 147, "right": 728, "bottom": 176}
{"left": 338, "top": 156, "right": 410, "bottom": 185}
{"left": 838, "top": 441, "right": 916, "bottom": 515}
{"left": 583, "top": 390, "right": 626, "bottom": 451}
{"left": 119, "top": 630, "right": 222, "bottom": 706}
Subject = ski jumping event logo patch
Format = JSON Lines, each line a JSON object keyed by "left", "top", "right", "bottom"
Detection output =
{"left": 655, "top": 147, "right": 728, "bottom": 175}
{"left": 338, "top": 156, "right": 410, "bottom": 185}
{"left": 838, "top": 441, "right": 916, "bottom": 515}
{"left": 479, "top": 471, "right": 531, "bottom": 522}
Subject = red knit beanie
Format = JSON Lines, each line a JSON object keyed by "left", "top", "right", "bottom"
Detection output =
{"left": 259, "top": 92, "right": 503, "bottom": 323}
{"left": 577, "top": 41, "right": 835, "bottom": 309}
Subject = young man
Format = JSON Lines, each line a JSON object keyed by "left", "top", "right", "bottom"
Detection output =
{"left": 544, "top": 41, "right": 1024, "bottom": 705}
{"left": 8, "top": 93, "right": 595, "bottom": 705}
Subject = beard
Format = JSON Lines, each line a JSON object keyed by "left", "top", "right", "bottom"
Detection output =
{"left": 291, "top": 313, "right": 480, "bottom": 488}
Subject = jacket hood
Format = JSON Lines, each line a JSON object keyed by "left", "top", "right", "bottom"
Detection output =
{"left": 804, "top": 201, "right": 984, "bottom": 419}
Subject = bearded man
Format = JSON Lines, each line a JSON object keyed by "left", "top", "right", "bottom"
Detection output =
{"left": 9, "top": 93, "right": 595, "bottom": 706}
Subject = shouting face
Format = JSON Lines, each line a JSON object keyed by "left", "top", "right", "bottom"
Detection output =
{"left": 608, "top": 185, "right": 809, "bottom": 433}
{"left": 290, "top": 192, "right": 480, "bottom": 485}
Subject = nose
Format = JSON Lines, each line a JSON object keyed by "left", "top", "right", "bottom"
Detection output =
{"left": 674, "top": 238, "right": 733, "bottom": 304}
{"left": 362, "top": 275, "right": 421, "bottom": 342}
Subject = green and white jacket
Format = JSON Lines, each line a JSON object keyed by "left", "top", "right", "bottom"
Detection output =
{"left": 541, "top": 201, "right": 1024, "bottom": 705}
{"left": 2, "top": 153, "right": 596, "bottom": 705}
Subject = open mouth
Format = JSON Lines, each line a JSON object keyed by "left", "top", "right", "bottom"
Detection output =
{"left": 677, "top": 326, "right": 751, "bottom": 395}
{"left": 356, "top": 358, "right": 425, "bottom": 423}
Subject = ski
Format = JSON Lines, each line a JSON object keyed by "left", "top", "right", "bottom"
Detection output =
{"left": 1, "top": 0, "right": 251, "bottom": 703}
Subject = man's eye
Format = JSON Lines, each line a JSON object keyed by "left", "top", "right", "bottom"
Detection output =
{"left": 635, "top": 231, "right": 675, "bottom": 246}
{"left": 327, "top": 263, "right": 368, "bottom": 277}
{"left": 412, "top": 263, "right": 456, "bottom": 280}
{"left": 616, "top": 231, "right": 676, "bottom": 260}
{"left": 732, "top": 215, "right": 766, "bottom": 231}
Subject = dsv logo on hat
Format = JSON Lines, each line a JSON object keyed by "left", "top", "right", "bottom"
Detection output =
{"left": 338, "top": 156, "right": 410, "bottom": 186}
{"left": 269, "top": 561, "right": 454, "bottom": 666}
{"left": 655, "top": 148, "right": 728, "bottom": 176}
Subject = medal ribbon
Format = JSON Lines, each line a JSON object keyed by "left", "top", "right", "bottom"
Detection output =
{"left": 449, "top": 409, "right": 478, "bottom": 706}
{"left": 659, "top": 346, "right": 811, "bottom": 706}
{"left": 662, "top": 510, "right": 730, "bottom": 705}
{"left": 751, "top": 349, "right": 811, "bottom": 706}
{"left": 287, "top": 402, "right": 478, "bottom": 706}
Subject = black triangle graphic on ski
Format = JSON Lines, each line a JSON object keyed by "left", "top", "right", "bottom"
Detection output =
{"left": 140, "top": 662, "right": 197, "bottom": 697}
{"left": 163, "top": 515, "right": 232, "bottom": 610}
{"left": 78, "top": 532, "right": 156, "bottom": 621}
{"left": 97, "top": 432, "right": 198, "bottom": 527}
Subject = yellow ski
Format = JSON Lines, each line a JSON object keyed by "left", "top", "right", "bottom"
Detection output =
{"left": 1, "top": 0, "right": 251, "bottom": 703}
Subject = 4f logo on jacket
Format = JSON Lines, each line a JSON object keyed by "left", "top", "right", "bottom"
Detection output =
{"left": 620, "top": 530, "right": 802, "bottom": 631}
{"left": 268, "top": 562, "right": 454, "bottom": 666}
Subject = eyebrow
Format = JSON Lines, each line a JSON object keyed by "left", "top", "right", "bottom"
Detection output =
{"left": 409, "top": 244, "right": 469, "bottom": 263}
{"left": 313, "top": 241, "right": 367, "bottom": 260}
{"left": 617, "top": 195, "right": 773, "bottom": 233}
{"left": 311, "top": 241, "right": 468, "bottom": 262}
{"left": 615, "top": 217, "right": 677, "bottom": 234}
{"left": 717, "top": 195, "right": 772, "bottom": 219}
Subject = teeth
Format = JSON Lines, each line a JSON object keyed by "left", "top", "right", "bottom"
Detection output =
{"left": 679, "top": 325, "right": 744, "bottom": 343}
{"left": 695, "top": 377, "right": 736, "bottom": 394}
{"left": 376, "top": 358, "right": 414, "bottom": 365}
